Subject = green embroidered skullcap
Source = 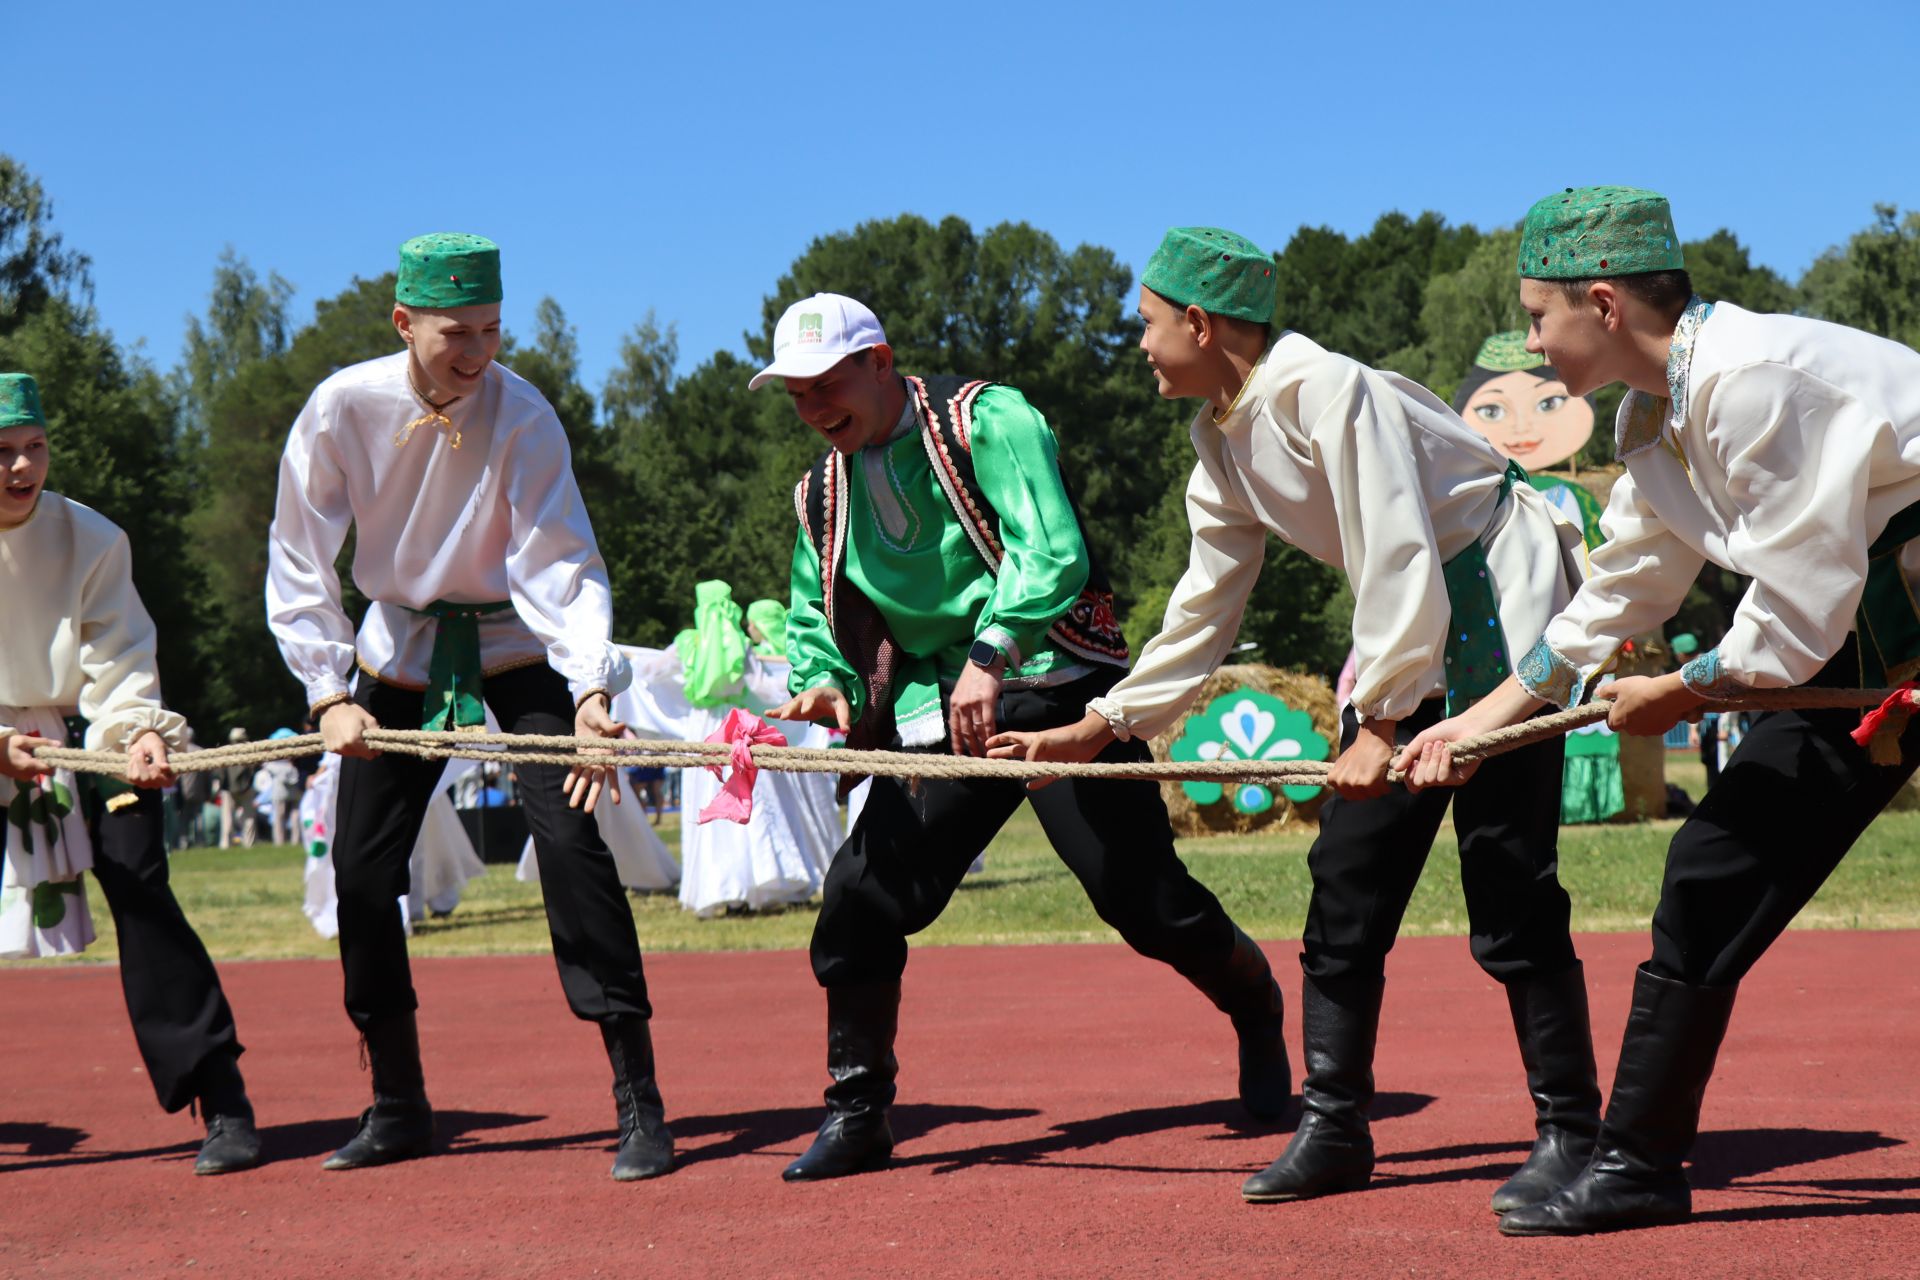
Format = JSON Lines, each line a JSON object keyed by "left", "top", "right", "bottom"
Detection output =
{"left": 1473, "top": 331, "right": 1545, "bottom": 373}
{"left": 0, "top": 373, "right": 46, "bottom": 429}
{"left": 1518, "top": 187, "right": 1684, "bottom": 279}
{"left": 395, "top": 232, "right": 503, "bottom": 308}
{"left": 746, "top": 599, "right": 789, "bottom": 659}
{"left": 1141, "top": 227, "right": 1277, "bottom": 324}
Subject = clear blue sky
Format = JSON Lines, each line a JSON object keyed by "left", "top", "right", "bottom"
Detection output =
{"left": 13, "top": 1, "right": 1920, "bottom": 394}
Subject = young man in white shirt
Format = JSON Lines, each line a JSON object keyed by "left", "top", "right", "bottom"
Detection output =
{"left": 267, "top": 234, "right": 670, "bottom": 1181}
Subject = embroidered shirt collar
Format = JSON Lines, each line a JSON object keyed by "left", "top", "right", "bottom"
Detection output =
{"left": 879, "top": 379, "right": 921, "bottom": 447}
{"left": 1616, "top": 295, "right": 1713, "bottom": 460}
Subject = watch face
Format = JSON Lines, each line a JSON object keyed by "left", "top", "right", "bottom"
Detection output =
{"left": 970, "top": 641, "right": 1002, "bottom": 669}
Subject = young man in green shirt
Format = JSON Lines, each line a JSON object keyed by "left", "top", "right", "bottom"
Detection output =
{"left": 759, "top": 292, "right": 1290, "bottom": 1181}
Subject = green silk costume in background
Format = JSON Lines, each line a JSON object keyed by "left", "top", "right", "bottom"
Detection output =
{"left": 787, "top": 385, "right": 1094, "bottom": 744}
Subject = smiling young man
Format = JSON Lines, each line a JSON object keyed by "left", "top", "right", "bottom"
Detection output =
{"left": 990, "top": 228, "right": 1596, "bottom": 1212}
{"left": 0, "top": 372, "right": 261, "bottom": 1175}
{"left": 755, "top": 292, "right": 1291, "bottom": 1181}
{"left": 1397, "top": 186, "right": 1920, "bottom": 1236}
{"left": 266, "top": 234, "right": 672, "bottom": 1181}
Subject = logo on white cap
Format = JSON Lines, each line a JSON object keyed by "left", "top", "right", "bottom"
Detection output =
{"left": 749, "top": 293, "right": 889, "bottom": 389}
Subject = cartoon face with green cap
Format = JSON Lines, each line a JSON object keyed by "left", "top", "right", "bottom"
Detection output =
{"left": 1450, "top": 332, "right": 1595, "bottom": 469}
{"left": 0, "top": 372, "right": 50, "bottom": 529}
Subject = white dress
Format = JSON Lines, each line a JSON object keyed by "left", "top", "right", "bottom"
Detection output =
{"left": 300, "top": 754, "right": 487, "bottom": 939}
{"left": 1, "top": 494, "right": 188, "bottom": 958}
{"left": 620, "top": 645, "right": 838, "bottom": 916}
{"left": 513, "top": 779, "right": 681, "bottom": 893}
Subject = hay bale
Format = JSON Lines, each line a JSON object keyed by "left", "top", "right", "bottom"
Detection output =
{"left": 1148, "top": 664, "right": 1342, "bottom": 838}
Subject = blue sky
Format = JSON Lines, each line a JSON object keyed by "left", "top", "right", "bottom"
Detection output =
{"left": 13, "top": 1, "right": 1920, "bottom": 393}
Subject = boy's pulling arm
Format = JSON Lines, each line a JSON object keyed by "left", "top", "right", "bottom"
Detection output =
{"left": 501, "top": 420, "right": 630, "bottom": 709}
{"left": 266, "top": 397, "right": 359, "bottom": 715}
{"left": 1086, "top": 448, "right": 1266, "bottom": 744}
{"left": 772, "top": 530, "right": 861, "bottom": 729}
{"left": 966, "top": 390, "right": 1091, "bottom": 670}
{"left": 75, "top": 527, "right": 189, "bottom": 759}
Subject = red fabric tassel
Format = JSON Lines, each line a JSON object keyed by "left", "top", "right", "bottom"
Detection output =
{"left": 1852, "top": 682, "right": 1919, "bottom": 765}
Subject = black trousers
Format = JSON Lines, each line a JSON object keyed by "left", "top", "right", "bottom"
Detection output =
{"left": 1651, "top": 639, "right": 1920, "bottom": 985}
{"left": 810, "top": 670, "right": 1238, "bottom": 987}
{"left": 333, "top": 664, "right": 650, "bottom": 1029}
{"left": 89, "top": 789, "right": 244, "bottom": 1113}
{"left": 1301, "top": 699, "right": 1576, "bottom": 985}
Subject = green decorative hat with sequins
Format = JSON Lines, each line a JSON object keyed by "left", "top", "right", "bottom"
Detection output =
{"left": 1473, "top": 331, "right": 1545, "bottom": 372}
{"left": 1141, "top": 227, "right": 1278, "bottom": 324}
{"left": 395, "top": 232, "right": 503, "bottom": 308}
{"left": 1518, "top": 187, "right": 1683, "bottom": 279}
{"left": 0, "top": 373, "right": 46, "bottom": 430}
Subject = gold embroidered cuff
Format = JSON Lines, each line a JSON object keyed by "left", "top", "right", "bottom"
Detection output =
{"left": 310, "top": 692, "right": 351, "bottom": 717}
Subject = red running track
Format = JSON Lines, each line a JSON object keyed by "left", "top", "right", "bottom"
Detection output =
{"left": 3, "top": 930, "right": 1917, "bottom": 1278}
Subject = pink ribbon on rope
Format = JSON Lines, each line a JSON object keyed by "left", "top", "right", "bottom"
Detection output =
{"left": 696, "top": 708, "right": 789, "bottom": 825}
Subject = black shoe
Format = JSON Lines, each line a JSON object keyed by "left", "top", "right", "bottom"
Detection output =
{"left": 195, "top": 1114, "right": 262, "bottom": 1175}
{"left": 602, "top": 1016, "right": 674, "bottom": 1181}
{"left": 784, "top": 981, "right": 900, "bottom": 1182}
{"left": 322, "top": 1012, "right": 434, "bottom": 1171}
{"left": 1192, "top": 927, "right": 1293, "bottom": 1122}
{"left": 1242, "top": 972, "right": 1382, "bottom": 1203}
{"left": 190, "top": 1051, "right": 262, "bottom": 1174}
{"left": 1488, "top": 963, "right": 1602, "bottom": 1213}
{"left": 322, "top": 1100, "right": 434, "bottom": 1171}
{"left": 1499, "top": 965, "right": 1737, "bottom": 1236}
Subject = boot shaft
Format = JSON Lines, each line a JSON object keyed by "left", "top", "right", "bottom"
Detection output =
{"left": 823, "top": 981, "right": 901, "bottom": 1114}
{"left": 1596, "top": 965, "right": 1738, "bottom": 1176}
{"left": 1504, "top": 962, "right": 1602, "bottom": 1139}
{"left": 362, "top": 1013, "right": 426, "bottom": 1104}
{"left": 1298, "top": 972, "right": 1385, "bottom": 1121}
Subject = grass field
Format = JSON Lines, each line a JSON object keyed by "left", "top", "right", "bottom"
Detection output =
{"left": 11, "top": 755, "right": 1918, "bottom": 968}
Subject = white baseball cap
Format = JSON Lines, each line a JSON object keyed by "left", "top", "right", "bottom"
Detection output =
{"left": 748, "top": 292, "right": 889, "bottom": 390}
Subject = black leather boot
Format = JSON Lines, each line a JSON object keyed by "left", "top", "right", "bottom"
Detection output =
{"left": 1190, "top": 927, "right": 1292, "bottom": 1122}
{"left": 192, "top": 1052, "right": 262, "bottom": 1176}
{"left": 1500, "top": 965, "right": 1738, "bottom": 1236}
{"left": 322, "top": 1012, "right": 434, "bottom": 1171}
{"left": 602, "top": 1016, "right": 674, "bottom": 1181}
{"left": 1488, "top": 962, "right": 1602, "bottom": 1213}
{"left": 783, "top": 981, "right": 900, "bottom": 1182}
{"left": 1242, "top": 972, "right": 1383, "bottom": 1203}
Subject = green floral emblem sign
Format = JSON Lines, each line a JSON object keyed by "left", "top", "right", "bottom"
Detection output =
{"left": 1170, "top": 691, "right": 1330, "bottom": 814}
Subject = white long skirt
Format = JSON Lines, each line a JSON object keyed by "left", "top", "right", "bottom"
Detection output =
{"left": 513, "top": 782, "right": 681, "bottom": 892}
{"left": 0, "top": 706, "right": 95, "bottom": 958}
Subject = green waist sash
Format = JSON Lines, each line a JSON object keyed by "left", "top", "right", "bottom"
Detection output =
{"left": 1858, "top": 499, "right": 1920, "bottom": 686}
{"left": 1440, "top": 460, "right": 1526, "bottom": 717}
{"left": 408, "top": 600, "right": 514, "bottom": 730}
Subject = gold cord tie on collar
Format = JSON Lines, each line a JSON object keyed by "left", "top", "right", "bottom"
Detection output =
{"left": 394, "top": 406, "right": 461, "bottom": 450}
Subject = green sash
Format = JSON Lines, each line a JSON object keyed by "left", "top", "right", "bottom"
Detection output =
{"left": 411, "top": 600, "right": 514, "bottom": 730}
{"left": 1440, "top": 460, "right": 1527, "bottom": 717}
{"left": 1857, "top": 499, "right": 1920, "bottom": 686}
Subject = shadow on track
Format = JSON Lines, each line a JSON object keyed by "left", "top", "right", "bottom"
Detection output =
{"left": 897, "top": 1091, "right": 1435, "bottom": 1177}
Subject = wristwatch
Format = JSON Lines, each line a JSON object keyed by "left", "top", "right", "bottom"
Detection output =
{"left": 967, "top": 638, "right": 1008, "bottom": 674}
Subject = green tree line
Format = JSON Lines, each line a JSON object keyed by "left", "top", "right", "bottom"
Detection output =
{"left": 6, "top": 152, "right": 1917, "bottom": 733}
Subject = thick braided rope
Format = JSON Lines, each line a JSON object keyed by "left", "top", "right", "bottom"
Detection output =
{"left": 26, "top": 686, "right": 1901, "bottom": 785}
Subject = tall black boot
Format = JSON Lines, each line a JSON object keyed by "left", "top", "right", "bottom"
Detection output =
{"left": 322, "top": 1012, "right": 435, "bottom": 1171}
{"left": 1500, "top": 965, "right": 1738, "bottom": 1236}
{"left": 783, "top": 981, "right": 900, "bottom": 1182}
{"left": 1242, "top": 972, "right": 1383, "bottom": 1203}
{"left": 192, "top": 1051, "right": 262, "bottom": 1176}
{"left": 1190, "top": 927, "right": 1292, "bottom": 1121}
{"left": 1488, "top": 962, "right": 1602, "bottom": 1213}
{"left": 602, "top": 1016, "right": 674, "bottom": 1181}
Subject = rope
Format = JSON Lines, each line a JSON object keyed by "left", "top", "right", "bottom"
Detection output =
{"left": 24, "top": 686, "right": 1903, "bottom": 786}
